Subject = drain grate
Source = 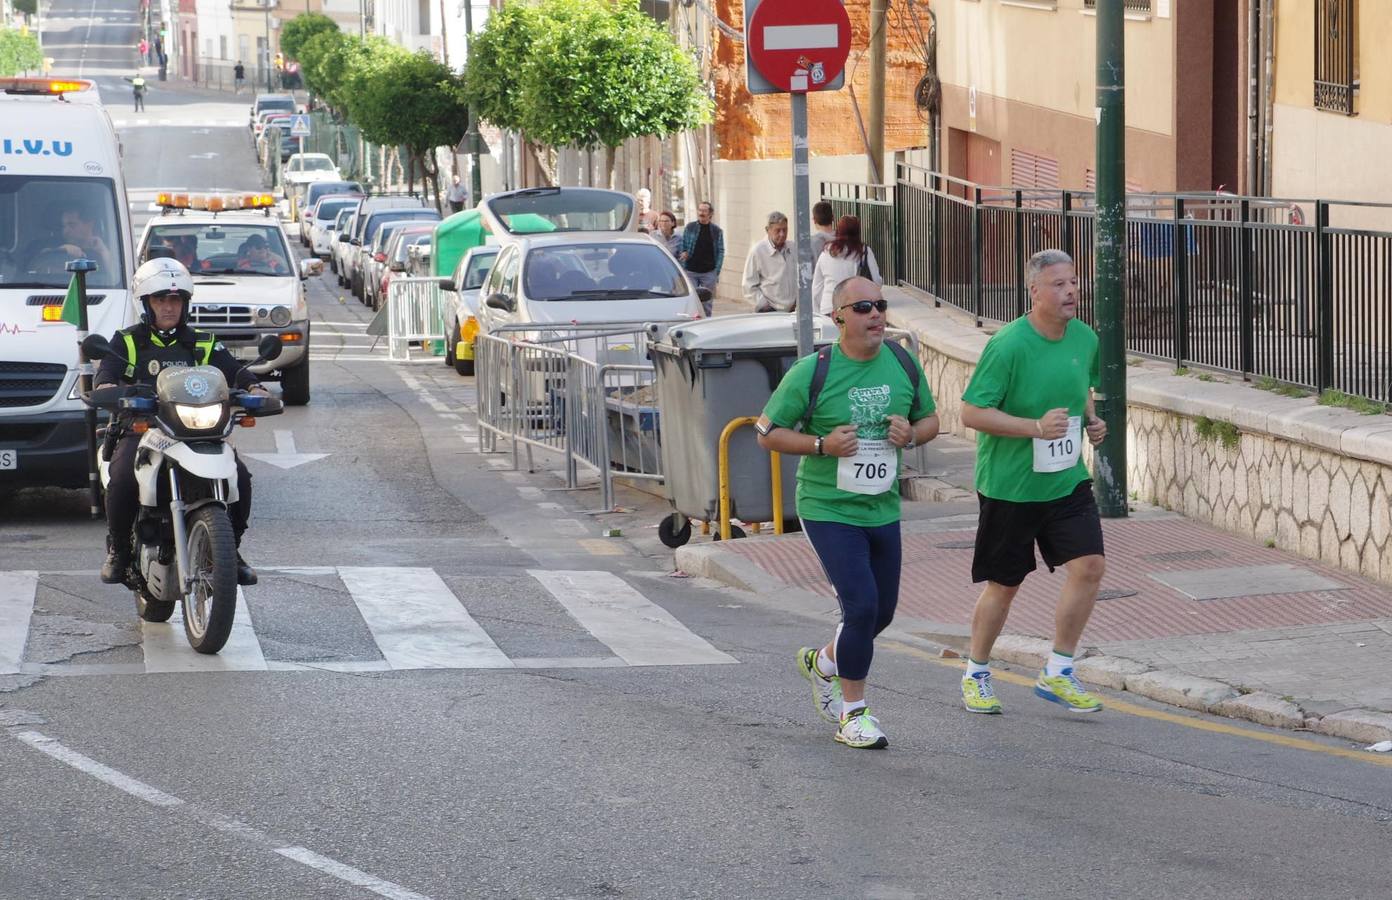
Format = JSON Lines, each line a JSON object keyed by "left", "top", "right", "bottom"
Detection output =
{"left": 935, "top": 540, "right": 976, "bottom": 549}
{"left": 1142, "top": 549, "right": 1226, "bottom": 563}
{"left": 1095, "top": 588, "right": 1139, "bottom": 601}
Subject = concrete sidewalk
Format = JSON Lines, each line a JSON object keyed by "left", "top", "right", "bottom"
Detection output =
{"left": 675, "top": 431, "right": 1392, "bottom": 746}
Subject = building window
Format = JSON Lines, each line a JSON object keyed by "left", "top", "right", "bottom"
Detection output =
{"left": 1083, "top": 0, "right": 1152, "bottom": 12}
{"left": 1315, "top": 0, "right": 1358, "bottom": 115}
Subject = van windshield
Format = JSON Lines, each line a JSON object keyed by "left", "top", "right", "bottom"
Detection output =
{"left": 0, "top": 175, "right": 126, "bottom": 289}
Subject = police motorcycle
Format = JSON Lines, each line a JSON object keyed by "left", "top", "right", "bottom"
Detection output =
{"left": 81, "top": 332, "right": 284, "bottom": 654}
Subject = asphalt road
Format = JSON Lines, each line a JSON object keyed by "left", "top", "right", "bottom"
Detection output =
{"left": 2, "top": 2, "right": 1391, "bottom": 898}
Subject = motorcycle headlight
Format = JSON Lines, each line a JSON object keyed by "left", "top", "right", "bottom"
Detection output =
{"left": 270, "top": 306, "right": 292, "bottom": 326}
{"left": 174, "top": 403, "right": 224, "bottom": 430}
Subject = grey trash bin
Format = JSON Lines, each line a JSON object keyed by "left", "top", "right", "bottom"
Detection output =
{"left": 649, "top": 313, "right": 839, "bottom": 547}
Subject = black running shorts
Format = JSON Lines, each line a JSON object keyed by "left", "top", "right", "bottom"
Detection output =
{"left": 971, "top": 479, "right": 1105, "bottom": 587}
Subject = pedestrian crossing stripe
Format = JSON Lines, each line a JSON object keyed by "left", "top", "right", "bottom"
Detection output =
{"left": 0, "top": 568, "right": 736, "bottom": 676}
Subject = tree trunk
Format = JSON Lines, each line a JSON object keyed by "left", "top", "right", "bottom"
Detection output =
{"left": 604, "top": 144, "right": 617, "bottom": 189}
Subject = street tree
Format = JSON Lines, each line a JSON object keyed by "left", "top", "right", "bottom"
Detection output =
{"left": 13, "top": 0, "right": 38, "bottom": 16}
{"left": 0, "top": 28, "right": 42, "bottom": 77}
{"left": 298, "top": 29, "right": 361, "bottom": 116}
{"left": 279, "top": 13, "right": 340, "bottom": 63}
{"left": 347, "top": 47, "right": 470, "bottom": 205}
{"left": 467, "top": 0, "right": 709, "bottom": 187}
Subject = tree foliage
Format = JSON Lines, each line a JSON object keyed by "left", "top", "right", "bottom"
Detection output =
{"left": 298, "top": 29, "right": 358, "bottom": 114}
{"left": 0, "top": 29, "right": 43, "bottom": 77}
{"left": 465, "top": 0, "right": 708, "bottom": 179}
{"left": 279, "top": 13, "right": 340, "bottom": 62}
{"left": 460, "top": 2, "right": 540, "bottom": 133}
{"left": 14, "top": 0, "right": 38, "bottom": 16}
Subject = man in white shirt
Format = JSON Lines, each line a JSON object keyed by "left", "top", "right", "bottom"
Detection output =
{"left": 742, "top": 211, "right": 797, "bottom": 312}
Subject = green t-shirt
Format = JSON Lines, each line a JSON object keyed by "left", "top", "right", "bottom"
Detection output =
{"left": 961, "top": 316, "right": 1099, "bottom": 503}
{"left": 762, "top": 343, "right": 936, "bottom": 527}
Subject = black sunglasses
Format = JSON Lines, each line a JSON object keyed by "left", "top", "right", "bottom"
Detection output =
{"left": 839, "top": 298, "right": 888, "bottom": 315}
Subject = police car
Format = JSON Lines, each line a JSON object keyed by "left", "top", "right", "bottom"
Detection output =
{"left": 135, "top": 192, "right": 319, "bottom": 405}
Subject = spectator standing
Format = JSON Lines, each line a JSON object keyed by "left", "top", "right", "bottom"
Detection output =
{"left": 810, "top": 201, "right": 837, "bottom": 260}
{"left": 812, "top": 215, "right": 882, "bottom": 316}
{"left": 741, "top": 211, "right": 797, "bottom": 313}
{"left": 634, "top": 188, "right": 658, "bottom": 230}
{"left": 447, "top": 175, "right": 470, "bottom": 214}
{"left": 234, "top": 61, "right": 246, "bottom": 93}
{"left": 679, "top": 201, "right": 723, "bottom": 314}
{"left": 654, "top": 211, "right": 683, "bottom": 257}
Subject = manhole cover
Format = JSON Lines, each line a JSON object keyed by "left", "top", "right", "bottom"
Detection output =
{"left": 1142, "top": 549, "right": 1226, "bottom": 563}
{"left": 1149, "top": 564, "right": 1349, "bottom": 601}
{"left": 934, "top": 540, "right": 976, "bottom": 549}
{"left": 1095, "top": 588, "right": 1139, "bottom": 601}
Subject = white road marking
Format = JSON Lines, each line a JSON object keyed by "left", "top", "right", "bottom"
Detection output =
{"left": 14, "top": 731, "right": 184, "bottom": 807}
{"left": 12, "top": 731, "right": 435, "bottom": 900}
{"left": 244, "top": 430, "right": 329, "bottom": 469}
{"left": 142, "top": 589, "right": 267, "bottom": 673}
{"left": 275, "top": 847, "right": 433, "bottom": 900}
{"left": 553, "top": 518, "right": 588, "bottom": 534}
{"left": 530, "top": 570, "right": 737, "bottom": 666}
{"left": 338, "top": 567, "right": 512, "bottom": 669}
{"left": 516, "top": 486, "right": 543, "bottom": 498}
{"left": 0, "top": 571, "right": 38, "bottom": 675}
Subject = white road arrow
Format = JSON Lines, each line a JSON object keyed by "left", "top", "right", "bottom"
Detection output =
{"left": 244, "top": 430, "right": 328, "bottom": 470}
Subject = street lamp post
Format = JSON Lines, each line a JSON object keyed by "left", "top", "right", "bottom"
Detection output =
{"left": 263, "top": 0, "right": 273, "bottom": 93}
{"left": 462, "top": 0, "right": 482, "bottom": 205}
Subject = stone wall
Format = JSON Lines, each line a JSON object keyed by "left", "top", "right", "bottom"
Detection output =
{"left": 890, "top": 289, "right": 1392, "bottom": 586}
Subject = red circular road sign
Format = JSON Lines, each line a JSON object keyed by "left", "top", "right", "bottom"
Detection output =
{"left": 747, "top": 0, "right": 852, "bottom": 94}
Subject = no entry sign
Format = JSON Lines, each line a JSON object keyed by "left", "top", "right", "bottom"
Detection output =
{"left": 745, "top": 0, "right": 852, "bottom": 94}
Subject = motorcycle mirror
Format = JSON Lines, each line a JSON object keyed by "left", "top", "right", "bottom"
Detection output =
{"left": 257, "top": 334, "right": 283, "bottom": 362}
{"left": 80, "top": 333, "right": 114, "bottom": 361}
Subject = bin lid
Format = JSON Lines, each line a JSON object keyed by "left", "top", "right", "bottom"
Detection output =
{"left": 655, "top": 313, "right": 839, "bottom": 353}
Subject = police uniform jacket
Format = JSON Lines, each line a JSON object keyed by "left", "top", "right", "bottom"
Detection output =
{"left": 96, "top": 322, "right": 261, "bottom": 392}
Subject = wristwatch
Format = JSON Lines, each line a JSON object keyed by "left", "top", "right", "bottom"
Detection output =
{"left": 813, "top": 435, "right": 825, "bottom": 456}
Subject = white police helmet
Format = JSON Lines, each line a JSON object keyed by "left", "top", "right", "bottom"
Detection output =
{"left": 132, "top": 257, "right": 194, "bottom": 331}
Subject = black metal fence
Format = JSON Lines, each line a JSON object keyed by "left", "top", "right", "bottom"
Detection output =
{"left": 833, "top": 162, "right": 1392, "bottom": 405}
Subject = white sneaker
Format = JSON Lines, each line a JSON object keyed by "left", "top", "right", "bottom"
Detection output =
{"left": 797, "top": 647, "right": 842, "bottom": 723}
{"left": 835, "top": 707, "right": 888, "bottom": 749}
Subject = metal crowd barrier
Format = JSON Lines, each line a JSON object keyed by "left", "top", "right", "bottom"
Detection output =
{"left": 386, "top": 277, "right": 451, "bottom": 361}
{"left": 474, "top": 320, "right": 686, "bottom": 507}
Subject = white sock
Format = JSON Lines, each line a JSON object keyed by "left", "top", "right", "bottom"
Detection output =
{"left": 965, "top": 658, "right": 989, "bottom": 677}
{"left": 815, "top": 647, "right": 837, "bottom": 679}
{"left": 1045, "top": 650, "right": 1074, "bottom": 676}
{"left": 842, "top": 699, "right": 866, "bottom": 718}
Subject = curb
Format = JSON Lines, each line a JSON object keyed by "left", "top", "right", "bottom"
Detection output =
{"left": 677, "top": 539, "right": 1392, "bottom": 747}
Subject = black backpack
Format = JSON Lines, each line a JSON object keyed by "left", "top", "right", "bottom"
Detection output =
{"left": 799, "top": 341, "right": 921, "bottom": 431}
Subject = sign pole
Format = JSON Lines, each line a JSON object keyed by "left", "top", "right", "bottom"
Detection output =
{"left": 1094, "top": 0, "right": 1128, "bottom": 518}
{"left": 67, "top": 258, "right": 101, "bottom": 519}
{"left": 791, "top": 91, "right": 813, "bottom": 358}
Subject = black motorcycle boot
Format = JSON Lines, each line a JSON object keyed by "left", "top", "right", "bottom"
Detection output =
{"left": 100, "top": 537, "right": 130, "bottom": 585}
{"left": 235, "top": 550, "right": 258, "bottom": 586}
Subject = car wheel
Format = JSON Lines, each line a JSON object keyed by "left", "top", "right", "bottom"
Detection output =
{"left": 281, "top": 360, "right": 310, "bottom": 406}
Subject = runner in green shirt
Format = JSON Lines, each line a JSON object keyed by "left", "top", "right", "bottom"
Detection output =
{"left": 757, "top": 276, "right": 938, "bottom": 749}
{"left": 958, "top": 249, "right": 1109, "bottom": 716}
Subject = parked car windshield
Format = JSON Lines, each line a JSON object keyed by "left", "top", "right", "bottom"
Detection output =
{"left": 293, "top": 156, "right": 336, "bottom": 173}
{"left": 315, "top": 197, "right": 361, "bottom": 222}
{"left": 365, "top": 210, "right": 439, "bottom": 245}
{"left": 0, "top": 175, "right": 126, "bottom": 288}
{"left": 524, "top": 243, "right": 685, "bottom": 300}
{"left": 489, "top": 188, "right": 633, "bottom": 234}
{"left": 459, "top": 250, "right": 498, "bottom": 290}
{"left": 394, "top": 233, "right": 431, "bottom": 264}
{"left": 143, "top": 222, "right": 292, "bottom": 276}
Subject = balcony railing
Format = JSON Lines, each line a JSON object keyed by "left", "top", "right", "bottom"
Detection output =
{"left": 1082, "top": 0, "right": 1153, "bottom": 13}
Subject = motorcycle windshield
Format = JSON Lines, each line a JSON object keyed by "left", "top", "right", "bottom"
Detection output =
{"left": 155, "top": 366, "right": 229, "bottom": 405}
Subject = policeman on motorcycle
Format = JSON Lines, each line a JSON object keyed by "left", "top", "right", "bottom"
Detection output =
{"left": 96, "top": 258, "right": 267, "bottom": 586}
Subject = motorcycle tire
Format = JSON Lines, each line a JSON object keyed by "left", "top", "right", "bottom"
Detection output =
{"left": 136, "top": 590, "right": 175, "bottom": 623}
{"left": 181, "top": 505, "right": 238, "bottom": 654}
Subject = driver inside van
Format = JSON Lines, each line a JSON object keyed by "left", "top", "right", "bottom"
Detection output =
{"left": 50, "top": 207, "right": 115, "bottom": 272}
{"left": 235, "top": 233, "right": 287, "bottom": 274}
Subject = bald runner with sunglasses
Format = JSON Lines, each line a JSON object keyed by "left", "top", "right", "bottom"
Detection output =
{"left": 756, "top": 277, "right": 939, "bottom": 749}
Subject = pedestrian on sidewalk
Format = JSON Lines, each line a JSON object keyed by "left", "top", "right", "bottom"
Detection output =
{"left": 741, "top": 211, "right": 797, "bottom": 312}
{"left": 810, "top": 200, "right": 836, "bottom": 260}
{"left": 756, "top": 276, "right": 939, "bottom": 749}
{"left": 447, "top": 175, "right": 470, "bottom": 213}
{"left": 812, "top": 215, "right": 882, "bottom": 316}
{"left": 234, "top": 61, "right": 246, "bottom": 94}
{"left": 679, "top": 201, "right": 723, "bottom": 315}
{"left": 958, "top": 248, "right": 1108, "bottom": 716}
{"left": 653, "top": 211, "right": 682, "bottom": 257}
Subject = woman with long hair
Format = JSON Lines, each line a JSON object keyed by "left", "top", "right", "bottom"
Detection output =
{"left": 812, "top": 215, "right": 883, "bottom": 315}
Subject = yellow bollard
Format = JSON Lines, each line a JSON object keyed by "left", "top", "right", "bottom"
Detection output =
{"left": 718, "top": 416, "right": 785, "bottom": 542}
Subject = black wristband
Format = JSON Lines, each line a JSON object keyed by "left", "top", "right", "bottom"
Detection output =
{"left": 814, "top": 435, "right": 824, "bottom": 456}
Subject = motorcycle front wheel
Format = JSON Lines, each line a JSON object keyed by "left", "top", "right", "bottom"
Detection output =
{"left": 182, "top": 505, "right": 238, "bottom": 654}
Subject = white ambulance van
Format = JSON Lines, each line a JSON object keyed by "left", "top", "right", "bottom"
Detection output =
{"left": 0, "top": 78, "right": 134, "bottom": 490}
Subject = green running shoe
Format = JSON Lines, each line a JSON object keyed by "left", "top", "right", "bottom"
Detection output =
{"left": 961, "top": 671, "right": 1003, "bottom": 714}
{"left": 1034, "top": 668, "right": 1103, "bottom": 713}
{"left": 797, "top": 647, "right": 841, "bottom": 723}
{"left": 835, "top": 707, "right": 888, "bottom": 749}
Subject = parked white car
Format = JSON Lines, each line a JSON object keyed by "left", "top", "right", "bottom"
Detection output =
{"left": 441, "top": 245, "right": 499, "bottom": 376}
{"left": 307, "top": 195, "right": 363, "bottom": 258}
{"left": 280, "top": 152, "right": 341, "bottom": 207}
